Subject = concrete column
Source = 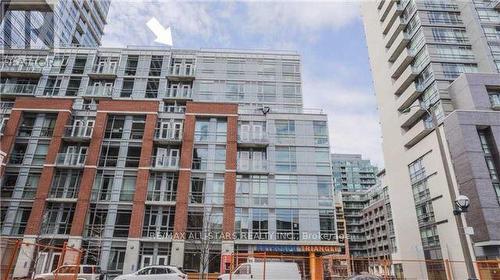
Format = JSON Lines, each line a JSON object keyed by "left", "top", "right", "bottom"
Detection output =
{"left": 13, "top": 236, "right": 37, "bottom": 278}
{"left": 170, "top": 239, "right": 185, "bottom": 267}
{"left": 123, "top": 239, "right": 140, "bottom": 274}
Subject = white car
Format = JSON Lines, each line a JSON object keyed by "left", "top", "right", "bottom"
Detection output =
{"left": 115, "top": 266, "right": 188, "bottom": 280}
{"left": 34, "top": 265, "right": 103, "bottom": 280}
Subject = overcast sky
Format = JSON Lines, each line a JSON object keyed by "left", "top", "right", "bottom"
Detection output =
{"left": 101, "top": 0, "right": 384, "bottom": 167}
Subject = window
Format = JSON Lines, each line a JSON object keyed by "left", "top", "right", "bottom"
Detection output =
{"left": 216, "top": 119, "right": 227, "bottom": 142}
{"left": 215, "top": 146, "right": 226, "bottom": 171}
{"left": 147, "top": 173, "right": 177, "bottom": 202}
{"left": 190, "top": 177, "right": 205, "bottom": 204}
{"left": 10, "top": 143, "right": 27, "bottom": 164}
{"left": 50, "top": 170, "right": 82, "bottom": 199}
{"left": 104, "top": 115, "right": 125, "bottom": 139}
{"left": 121, "top": 78, "right": 134, "bottom": 97}
{"left": 313, "top": 121, "right": 328, "bottom": 145}
{"left": 441, "top": 63, "right": 478, "bottom": 79}
{"left": 488, "top": 90, "right": 500, "bottom": 107}
{"left": 23, "top": 173, "right": 40, "bottom": 199}
{"left": 85, "top": 206, "right": 107, "bottom": 237}
{"left": 431, "top": 27, "right": 468, "bottom": 43}
{"left": 258, "top": 83, "right": 276, "bottom": 102}
{"left": 478, "top": 128, "right": 500, "bottom": 204}
{"left": 319, "top": 210, "right": 336, "bottom": 241}
{"left": 408, "top": 158, "right": 426, "bottom": 183}
{"left": 120, "top": 176, "right": 136, "bottom": 201}
{"left": 149, "top": 55, "right": 163, "bottom": 76}
{"left": 72, "top": 57, "right": 87, "bottom": 74}
{"left": 125, "top": 55, "right": 139, "bottom": 76}
{"left": 315, "top": 148, "right": 331, "bottom": 173}
{"left": 275, "top": 120, "right": 295, "bottom": 138}
{"left": 208, "top": 174, "right": 225, "bottom": 204}
{"left": 275, "top": 147, "right": 297, "bottom": 172}
{"left": 113, "top": 210, "right": 131, "bottom": 237}
{"left": 12, "top": 207, "right": 31, "bottom": 235}
{"left": 145, "top": 79, "right": 159, "bottom": 98}
{"left": 66, "top": 77, "right": 81, "bottom": 96}
{"left": 33, "top": 143, "right": 48, "bottom": 165}
{"left": 142, "top": 205, "right": 175, "bottom": 238}
{"left": 92, "top": 173, "right": 114, "bottom": 201}
{"left": 108, "top": 247, "right": 126, "bottom": 271}
{"left": 44, "top": 76, "right": 62, "bottom": 96}
{"left": 99, "top": 145, "right": 119, "bottom": 167}
{"left": 192, "top": 147, "right": 208, "bottom": 170}
{"left": 318, "top": 177, "right": 333, "bottom": 207}
{"left": 42, "top": 203, "right": 75, "bottom": 235}
{"left": 194, "top": 119, "right": 209, "bottom": 142}
{"left": 275, "top": 175, "right": 298, "bottom": 207}
{"left": 427, "top": 11, "right": 462, "bottom": 25}
{"left": 126, "top": 146, "right": 141, "bottom": 167}
{"left": 251, "top": 208, "right": 268, "bottom": 240}
{"left": 276, "top": 209, "right": 300, "bottom": 240}
{"left": 235, "top": 208, "right": 249, "bottom": 239}
{"left": 1, "top": 173, "right": 18, "bottom": 198}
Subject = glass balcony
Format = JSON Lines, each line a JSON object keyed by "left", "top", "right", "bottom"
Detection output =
{"left": 84, "top": 86, "right": 113, "bottom": 97}
{"left": 154, "top": 128, "right": 182, "bottom": 142}
{"left": 0, "top": 83, "right": 37, "bottom": 95}
{"left": 1, "top": 101, "right": 15, "bottom": 113}
{"left": 159, "top": 88, "right": 193, "bottom": 99}
{"left": 56, "top": 153, "right": 87, "bottom": 167}
{"left": 151, "top": 155, "right": 179, "bottom": 170}
{"left": 237, "top": 132, "right": 269, "bottom": 147}
{"left": 237, "top": 160, "right": 268, "bottom": 173}
{"left": 0, "top": 63, "right": 44, "bottom": 76}
{"left": 167, "top": 65, "right": 196, "bottom": 80}
{"left": 63, "top": 125, "right": 94, "bottom": 139}
{"left": 88, "top": 63, "right": 118, "bottom": 78}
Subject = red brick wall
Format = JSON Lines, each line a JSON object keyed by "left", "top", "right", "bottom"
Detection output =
{"left": 25, "top": 111, "right": 71, "bottom": 235}
{"left": 222, "top": 116, "right": 238, "bottom": 238}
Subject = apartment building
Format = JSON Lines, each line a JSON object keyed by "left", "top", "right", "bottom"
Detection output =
{"left": 362, "top": 0, "right": 500, "bottom": 279}
{"left": 331, "top": 154, "right": 378, "bottom": 192}
{"left": 0, "top": 47, "right": 341, "bottom": 279}
{"left": 331, "top": 154, "right": 378, "bottom": 261}
{"left": 1, "top": 0, "right": 111, "bottom": 48}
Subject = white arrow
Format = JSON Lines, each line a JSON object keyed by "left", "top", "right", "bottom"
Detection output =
{"left": 147, "top": 17, "right": 173, "bottom": 46}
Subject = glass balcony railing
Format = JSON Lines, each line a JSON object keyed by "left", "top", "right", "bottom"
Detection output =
{"left": 56, "top": 153, "right": 87, "bottom": 167}
{"left": 90, "top": 63, "right": 118, "bottom": 75}
{"left": 237, "top": 132, "right": 269, "bottom": 144}
{"left": 63, "top": 125, "right": 94, "bottom": 138}
{"left": 167, "top": 65, "right": 195, "bottom": 77}
{"left": 0, "top": 63, "right": 43, "bottom": 73}
{"left": 0, "top": 83, "right": 37, "bottom": 95}
{"left": 84, "top": 86, "right": 113, "bottom": 97}
{"left": 237, "top": 160, "right": 268, "bottom": 172}
{"left": 154, "top": 128, "right": 182, "bottom": 141}
{"left": 159, "top": 88, "right": 193, "bottom": 99}
{"left": 152, "top": 155, "right": 179, "bottom": 169}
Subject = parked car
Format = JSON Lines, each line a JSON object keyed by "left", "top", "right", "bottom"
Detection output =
{"left": 218, "top": 262, "right": 301, "bottom": 280}
{"left": 114, "top": 266, "right": 187, "bottom": 280}
{"left": 34, "top": 265, "right": 103, "bottom": 280}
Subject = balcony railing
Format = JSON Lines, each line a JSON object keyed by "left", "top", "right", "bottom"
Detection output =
{"left": 159, "top": 88, "right": 193, "bottom": 99}
{"left": 56, "top": 153, "right": 87, "bottom": 167}
{"left": 1, "top": 101, "right": 15, "bottom": 113}
{"left": 237, "top": 160, "right": 268, "bottom": 173}
{"left": 0, "top": 63, "right": 44, "bottom": 73}
{"left": 154, "top": 128, "right": 182, "bottom": 141}
{"left": 17, "top": 126, "right": 53, "bottom": 137}
{"left": 167, "top": 65, "right": 196, "bottom": 77}
{"left": 152, "top": 155, "right": 179, "bottom": 169}
{"left": 237, "top": 133, "right": 269, "bottom": 145}
{"left": 63, "top": 125, "right": 94, "bottom": 139}
{"left": 162, "top": 105, "right": 186, "bottom": 113}
{"left": 238, "top": 107, "right": 324, "bottom": 115}
{"left": 0, "top": 83, "right": 37, "bottom": 95}
{"left": 89, "top": 64, "right": 118, "bottom": 76}
{"left": 84, "top": 86, "right": 113, "bottom": 97}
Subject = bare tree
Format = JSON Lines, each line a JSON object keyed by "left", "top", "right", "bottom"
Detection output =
{"left": 188, "top": 206, "right": 223, "bottom": 280}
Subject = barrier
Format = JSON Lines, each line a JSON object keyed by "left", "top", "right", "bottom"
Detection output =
{"left": 1, "top": 239, "right": 83, "bottom": 280}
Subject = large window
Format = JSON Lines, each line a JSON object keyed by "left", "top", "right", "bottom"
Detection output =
{"left": 124, "top": 55, "right": 139, "bottom": 76}
{"left": 313, "top": 121, "right": 328, "bottom": 145}
{"left": 235, "top": 208, "right": 249, "bottom": 239}
{"left": 276, "top": 209, "right": 299, "bottom": 240}
{"left": 41, "top": 203, "right": 75, "bottom": 235}
{"left": 104, "top": 115, "right": 125, "bottom": 139}
{"left": 142, "top": 206, "right": 175, "bottom": 238}
{"left": 275, "top": 146, "right": 297, "bottom": 172}
{"left": 149, "top": 55, "right": 163, "bottom": 76}
{"left": 194, "top": 119, "right": 209, "bottom": 142}
{"left": 275, "top": 120, "right": 295, "bottom": 139}
{"left": 147, "top": 173, "right": 177, "bottom": 202}
{"left": 113, "top": 209, "right": 131, "bottom": 237}
{"left": 318, "top": 177, "right": 334, "bottom": 207}
{"left": 120, "top": 176, "right": 136, "bottom": 201}
{"left": 50, "top": 170, "right": 82, "bottom": 199}
{"left": 275, "top": 175, "right": 298, "bottom": 207}
{"left": 319, "top": 210, "right": 336, "bottom": 241}
{"left": 251, "top": 208, "right": 268, "bottom": 240}
{"left": 190, "top": 176, "right": 205, "bottom": 204}
{"left": 478, "top": 128, "right": 500, "bottom": 203}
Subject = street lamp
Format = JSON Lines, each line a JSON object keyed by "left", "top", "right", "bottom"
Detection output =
{"left": 454, "top": 194, "right": 470, "bottom": 215}
{"left": 401, "top": 103, "right": 477, "bottom": 280}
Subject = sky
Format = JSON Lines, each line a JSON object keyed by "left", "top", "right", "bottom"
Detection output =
{"left": 101, "top": 0, "right": 384, "bottom": 167}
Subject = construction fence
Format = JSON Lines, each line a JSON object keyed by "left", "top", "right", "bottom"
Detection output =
{"left": 1, "top": 239, "right": 82, "bottom": 280}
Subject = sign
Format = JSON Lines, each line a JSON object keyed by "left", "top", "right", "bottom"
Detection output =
{"left": 255, "top": 244, "right": 341, "bottom": 253}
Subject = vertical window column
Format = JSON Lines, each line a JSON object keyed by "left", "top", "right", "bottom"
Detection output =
{"left": 0, "top": 109, "right": 22, "bottom": 177}
{"left": 25, "top": 110, "right": 72, "bottom": 235}
{"left": 128, "top": 113, "right": 158, "bottom": 238}
{"left": 70, "top": 112, "right": 107, "bottom": 236}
